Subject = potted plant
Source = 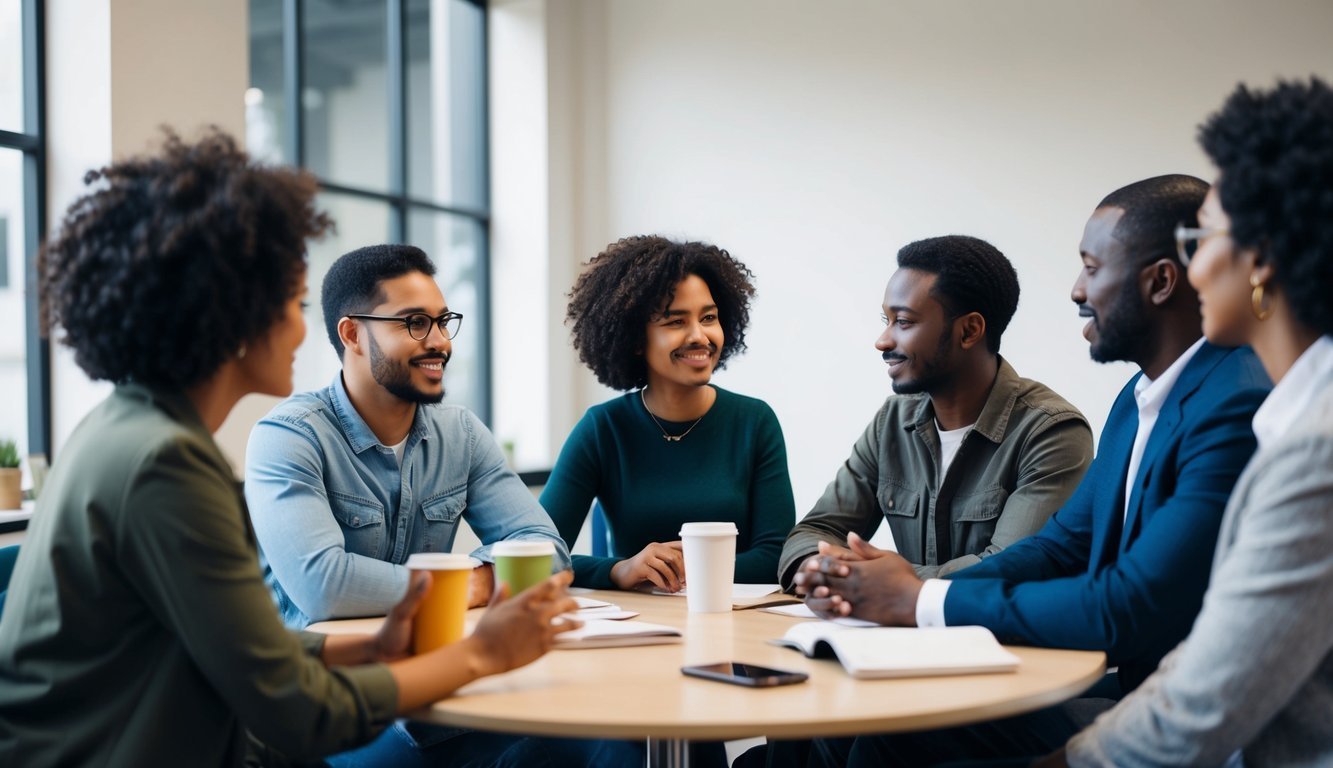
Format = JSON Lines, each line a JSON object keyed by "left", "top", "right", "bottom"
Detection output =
{"left": 0, "top": 439, "right": 21, "bottom": 510}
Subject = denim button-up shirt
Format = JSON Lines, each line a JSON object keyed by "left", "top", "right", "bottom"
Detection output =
{"left": 245, "top": 375, "right": 570, "bottom": 628}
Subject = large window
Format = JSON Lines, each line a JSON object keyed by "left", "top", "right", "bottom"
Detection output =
{"left": 0, "top": 0, "right": 47, "bottom": 475}
{"left": 248, "top": 0, "right": 491, "bottom": 418}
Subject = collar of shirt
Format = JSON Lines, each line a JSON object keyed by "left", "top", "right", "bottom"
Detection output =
{"left": 908, "top": 356, "right": 1022, "bottom": 444}
{"left": 1133, "top": 337, "right": 1207, "bottom": 419}
{"left": 1253, "top": 335, "right": 1333, "bottom": 449}
{"left": 330, "top": 373, "right": 430, "bottom": 454}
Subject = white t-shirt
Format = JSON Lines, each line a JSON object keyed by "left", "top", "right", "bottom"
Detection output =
{"left": 388, "top": 436, "right": 408, "bottom": 466}
{"left": 937, "top": 421, "right": 974, "bottom": 481}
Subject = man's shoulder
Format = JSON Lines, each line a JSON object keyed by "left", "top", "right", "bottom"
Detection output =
{"left": 417, "top": 402, "right": 481, "bottom": 436}
{"left": 1008, "top": 375, "right": 1088, "bottom": 425}
{"left": 263, "top": 388, "right": 333, "bottom": 425}
{"left": 1190, "top": 344, "right": 1271, "bottom": 397}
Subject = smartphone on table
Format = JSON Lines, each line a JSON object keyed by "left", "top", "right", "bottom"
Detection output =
{"left": 681, "top": 662, "right": 809, "bottom": 687}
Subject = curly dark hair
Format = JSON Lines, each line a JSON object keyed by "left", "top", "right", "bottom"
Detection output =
{"left": 896, "top": 235, "right": 1019, "bottom": 354}
{"left": 566, "top": 235, "right": 756, "bottom": 391}
{"left": 40, "top": 128, "right": 330, "bottom": 388}
{"left": 1199, "top": 77, "right": 1333, "bottom": 336}
{"left": 322, "top": 244, "right": 437, "bottom": 358}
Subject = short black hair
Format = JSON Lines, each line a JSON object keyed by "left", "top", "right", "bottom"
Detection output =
{"left": 1098, "top": 174, "right": 1210, "bottom": 263}
{"left": 895, "top": 235, "right": 1019, "bottom": 355}
{"left": 1200, "top": 77, "right": 1333, "bottom": 337}
{"left": 566, "top": 235, "right": 756, "bottom": 391}
{"left": 39, "top": 129, "right": 328, "bottom": 388}
{"left": 322, "top": 244, "right": 437, "bottom": 358}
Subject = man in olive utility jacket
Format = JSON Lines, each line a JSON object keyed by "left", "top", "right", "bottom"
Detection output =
{"left": 779, "top": 235, "right": 1092, "bottom": 589}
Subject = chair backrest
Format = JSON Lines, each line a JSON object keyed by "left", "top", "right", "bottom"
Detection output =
{"left": 0, "top": 544, "right": 20, "bottom": 618}
{"left": 590, "top": 500, "right": 611, "bottom": 558}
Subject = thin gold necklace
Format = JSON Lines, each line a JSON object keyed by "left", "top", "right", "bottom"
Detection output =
{"left": 640, "top": 388, "right": 706, "bottom": 442}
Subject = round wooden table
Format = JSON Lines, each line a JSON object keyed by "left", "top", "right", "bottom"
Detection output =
{"left": 313, "top": 588, "right": 1105, "bottom": 767}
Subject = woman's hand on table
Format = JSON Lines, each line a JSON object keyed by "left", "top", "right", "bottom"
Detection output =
{"left": 609, "top": 541, "right": 685, "bottom": 592}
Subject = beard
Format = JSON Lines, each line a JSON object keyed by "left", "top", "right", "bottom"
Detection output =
{"left": 1089, "top": 278, "right": 1154, "bottom": 364}
{"left": 369, "top": 333, "right": 447, "bottom": 404}
{"left": 889, "top": 326, "right": 956, "bottom": 395}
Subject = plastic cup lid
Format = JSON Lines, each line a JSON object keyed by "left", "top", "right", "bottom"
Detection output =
{"left": 491, "top": 540, "right": 557, "bottom": 557}
{"left": 405, "top": 553, "right": 477, "bottom": 570}
{"left": 678, "top": 522, "right": 739, "bottom": 537}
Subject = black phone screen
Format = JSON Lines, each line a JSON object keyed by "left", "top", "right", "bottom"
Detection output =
{"left": 681, "top": 662, "right": 809, "bottom": 687}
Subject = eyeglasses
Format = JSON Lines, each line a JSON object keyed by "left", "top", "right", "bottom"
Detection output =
{"left": 346, "top": 312, "right": 464, "bottom": 341}
{"left": 1173, "top": 223, "right": 1229, "bottom": 267}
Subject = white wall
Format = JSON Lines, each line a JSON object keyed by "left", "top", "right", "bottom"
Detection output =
{"left": 47, "top": 0, "right": 247, "bottom": 465}
{"left": 498, "top": 0, "right": 1333, "bottom": 520}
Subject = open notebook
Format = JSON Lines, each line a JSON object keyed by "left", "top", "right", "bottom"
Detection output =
{"left": 553, "top": 619, "right": 682, "bottom": 649}
{"left": 772, "top": 623, "right": 1020, "bottom": 679}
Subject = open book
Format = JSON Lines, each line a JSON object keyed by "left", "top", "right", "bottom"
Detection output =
{"left": 553, "top": 619, "right": 683, "bottom": 649}
{"left": 771, "top": 623, "right": 1020, "bottom": 679}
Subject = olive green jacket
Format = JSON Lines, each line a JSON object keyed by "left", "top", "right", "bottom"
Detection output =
{"left": 0, "top": 385, "right": 397, "bottom": 767}
{"left": 779, "top": 358, "right": 1093, "bottom": 588}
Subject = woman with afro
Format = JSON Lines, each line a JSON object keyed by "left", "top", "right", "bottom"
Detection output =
{"left": 0, "top": 131, "right": 580, "bottom": 766}
{"left": 540, "top": 236, "right": 796, "bottom": 592}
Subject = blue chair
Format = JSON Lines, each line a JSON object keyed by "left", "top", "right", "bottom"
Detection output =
{"left": 0, "top": 544, "right": 19, "bottom": 617}
{"left": 590, "top": 500, "right": 611, "bottom": 558}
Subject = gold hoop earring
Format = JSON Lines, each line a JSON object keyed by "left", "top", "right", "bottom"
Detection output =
{"left": 1250, "top": 273, "right": 1271, "bottom": 322}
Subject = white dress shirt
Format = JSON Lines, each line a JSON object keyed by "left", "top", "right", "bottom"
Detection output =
{"left": 1252, "top": 335, "right": 1333, "bottom": 449}
{"left": 1121, "top": 338, "right": 1205, "bottom": 521}
{"left": 915, "top": 339, "right": 1206, "bottom": 628}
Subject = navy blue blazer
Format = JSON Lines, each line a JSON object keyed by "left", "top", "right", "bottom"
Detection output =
{"left": 944, "top": 342, "right": 1271, "bottom": 692}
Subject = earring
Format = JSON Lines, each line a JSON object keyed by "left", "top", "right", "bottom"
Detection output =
{"left": 237, "top": 344, "right": 248, "bottom": 359}
{"left": 1250, "top": 273, "right": 1271, "bottom": 322}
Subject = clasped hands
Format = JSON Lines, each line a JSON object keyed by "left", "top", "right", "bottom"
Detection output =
{"left": 793, "top": 532, "right": 924, "bottom": 626}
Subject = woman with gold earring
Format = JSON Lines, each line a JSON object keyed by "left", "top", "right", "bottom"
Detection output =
{"left": 1037, "top": 78, "right": 1333, "bottom": 767}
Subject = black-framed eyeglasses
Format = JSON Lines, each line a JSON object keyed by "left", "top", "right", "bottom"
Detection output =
{"left": 1174, "top": 223, "right": 1229, "bottom": 267}
{"left": 346, "top": 312, "right": 464, "bottom": 341}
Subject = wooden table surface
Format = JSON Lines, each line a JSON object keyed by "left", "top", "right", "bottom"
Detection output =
{"left": 311, "top": 588, "right": 1105, "bottom": 742}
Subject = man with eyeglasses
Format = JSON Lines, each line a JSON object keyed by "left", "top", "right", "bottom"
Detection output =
{"left": 245, "top": 244, "right": 570, "bottom": 632}
{"left": 758, "top": 175, "right": 1272, "bottom": 767}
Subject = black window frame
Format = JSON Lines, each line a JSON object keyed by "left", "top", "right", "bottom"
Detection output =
{"left": 277, "top": 0, "right": 493, "bottom": 422}
{"left": 0, "top": 0, "right": 49, "bottom": 461}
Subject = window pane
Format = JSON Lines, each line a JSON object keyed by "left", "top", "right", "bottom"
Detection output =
{"left": 0, "top": 149, "right": 28, "bottom": 463}
{"left": 0, "top": 2, "right": 22, "bottom": 133}
{"left": 304, "top": 0, "right": 389, "bottom": 192}
{"left": 246, "top": 0, "right": 286, "bottom": 164}
{"left": 408, "top": 208, "right": 485, "bottom": 416}
{"left": 293, "top": 193, "right": 392, "bottom": 395}
{"left": 406, "top": 0, "right": 487, "bottom": 209}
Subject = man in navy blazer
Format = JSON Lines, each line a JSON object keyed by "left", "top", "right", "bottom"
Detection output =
{"left": 775, "top": 175, "right": 1273, "bottom": 766}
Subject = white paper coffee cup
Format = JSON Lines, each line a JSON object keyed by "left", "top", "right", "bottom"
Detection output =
{"left": 679, "top": 522, "right": 738, "bottom": 613}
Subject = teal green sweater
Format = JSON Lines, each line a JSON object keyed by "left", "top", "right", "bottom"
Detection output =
{"left": 540, "top": 387, "right": 796, "bottom": 589}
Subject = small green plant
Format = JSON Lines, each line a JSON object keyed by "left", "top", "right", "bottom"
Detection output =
{"left": 0, "top": 439, "right": 19, "bottom": 469}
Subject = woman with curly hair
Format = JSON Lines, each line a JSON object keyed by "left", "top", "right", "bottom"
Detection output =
{"left": 1040, "top": 78, "right": 1333, "bottom": 767}
{"left": 0, "top": 131, "right": 579, "bottom": 767}
{"left": 540, "top": 235, "right": 796, "bottom": 591}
